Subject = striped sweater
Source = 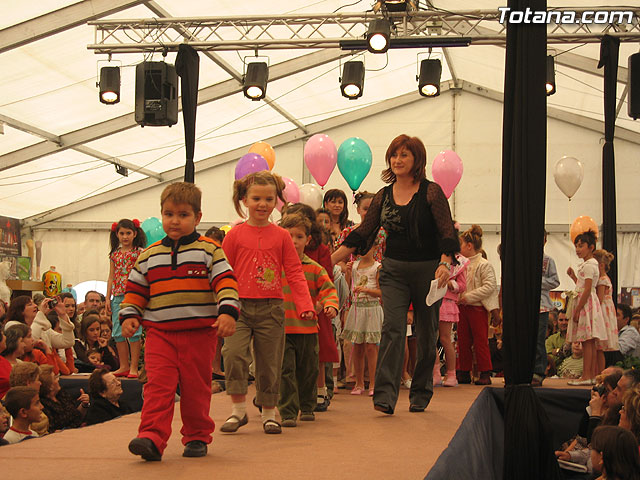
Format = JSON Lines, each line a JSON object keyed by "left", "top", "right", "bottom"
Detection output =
{"left": 119, "top": 231, "right": 240, "bottom": 331}
{"left": 282, "top": 255, "right": 339, "bottom": 334}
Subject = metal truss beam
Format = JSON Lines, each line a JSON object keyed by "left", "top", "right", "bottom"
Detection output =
{"left": 0, "top": 49, "right": 345, "bottom": 173}
{"left": 0, "top": 0, "right": 149, "bottom": 54}
{"left": 87, "top": 9, "right": 640, "bottom": 53}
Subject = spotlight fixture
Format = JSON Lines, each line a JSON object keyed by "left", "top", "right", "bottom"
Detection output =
{"left": 417, "top": 59, "right": 442, "bottom": 97}
{"left": 366, "top": 19, "right": 391, "bottom": 54}
{"left": 99, "top": 66, "right": 121, "bottom": 104}
{"left": 340, "top": 61, "right": 365, "bottom": 99}
{"left": 243, "top": 62, "right": 269, "bottom": 101}
{"left": 546, "top": 55, "right": 556, "bottom": 96}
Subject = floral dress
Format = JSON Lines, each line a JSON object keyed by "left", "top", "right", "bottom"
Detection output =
{"left": 566, "top": 258, "right": 608, "bottom": 343}
{"left": 341, "top": 260, "right": 383, "bottom": 344}
{"left": 597, "top": 275, "right": 619, "bottom": 351}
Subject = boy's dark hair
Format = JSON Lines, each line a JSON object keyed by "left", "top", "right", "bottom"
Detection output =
{"left": 205, "top": 226, "right": 226, "bottom": 243}
{"left": 591, "top": 425, "right": 640, "bottom": 480}
{"left": 161, "top": 182, "right": 202, "bottom": 214}
{"left": 283, "top": 203, "right": 322, "bottom": 248}
{"left": 280, "top": 214, "right": 312, "bottom": 236}
{"left": 618, "top": 304, "right": 633, "bottom": 325}
{"left": 322, "top": 189, "right": 350, "bottom": 230}
{"left": 2, "top": 324, "right": 30, "bottom": 356}
{"left": 5, "top": 295, "right": 32, "bottom": 324}
{"left": 85, "top": 290, "right": 101, "bottom": 302}
{"left": 109, "top": 219, "right": 147, "bottom": 254}
{"left": 88, "top": 368, "right": 110, "bottom": 397}
{"left": 574, "top": 229, "right": 597, "bottom": 249}
{"left": 9, "top": 361, "right": 40, "bottom": 387}
{"left": 4, "top": 386, "right": 38, "bottom": 418}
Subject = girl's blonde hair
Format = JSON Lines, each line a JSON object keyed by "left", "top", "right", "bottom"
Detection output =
{"left": 232, "top": 171, "right": 286, "bottom": 218}
{"left": 460, "top": 224, "right": 483, "bottom": 252}
{"left": 594, "top": 249, "right": 615, "bottom": 271}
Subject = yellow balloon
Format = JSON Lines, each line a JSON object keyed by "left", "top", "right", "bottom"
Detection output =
{"left": 220, "top": 224, "right": 232, "bottom": 233}
{"left": 249, "top": 141, "right": 276, "bottom": 170}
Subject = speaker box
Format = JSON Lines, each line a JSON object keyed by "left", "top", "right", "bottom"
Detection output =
{"left": 135, "top": 61, "right": 178, "bottom": 127}
{"left": 629, "top": 53, "right": 640, "bottom": 120}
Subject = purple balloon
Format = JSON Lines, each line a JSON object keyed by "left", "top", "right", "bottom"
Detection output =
{"left": 235, "top": 153, "right": 269, "bottom": 180}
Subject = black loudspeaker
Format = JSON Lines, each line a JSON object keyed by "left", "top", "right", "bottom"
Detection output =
{"left": 135, "top": 61, "right": 178, "bottom": 127}
{"left": 629, "top": 53, "right": 640, "bottom": 120}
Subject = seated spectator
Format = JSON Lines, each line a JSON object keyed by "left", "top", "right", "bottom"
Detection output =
{"left": 80, "top": 291, "right": 102, "bottom": 320}
{"left": 546, "top": 310, "right": 569, "bottom": 368}
{"left": 98, "top": 317, "right": 118, "bottom": 363}
{"left": 611, "top": 369, "right": 640, "bottom": 405}
{"left": 2, "top": 325, "right": 28, "bottom": 367}
{"left": 38, "top": 365, "right": 87, "bottom": 432}
{"left": 0, "top": 329, "right": 10, "bottom": 399}
{"left": 74, "top": 313, "right": 119, "bottom": 373}
{"left": 84, "top": 368, "right": 131, "bottom": 426}
{"left": 48, "top": 318, "right": 76, "bottom": 375}
{"left": 558, "top": 342, "right": 584, "bottom": 379}
{"left": 9, "top": 362, "right": 48, "bottom": 436}
{"left": 618, "top": 304, "right": 640, "bottom": 359}
{"left": 87, "top": 349, "right": 103, "bottom": 367}
{"left": 620, "top": 384, "right": 640, "bottom": 444}
{"left": 0, "top": 403, "right": 10, "bottom": 446}
{"left": 58, "top": 292, "right": 79, "bottom": 336}
{"left": 0, "top": 300, "right": 7, "bottom": 326}
{"left": 547, "top": 308, "right": 559, "bottom": 337}
{"left": 4, "top": 296, "right": 38, "bottom": 328}
{"left": 20, "top": 325, "right": 50, "bottom": 367}
{"left": 591, "top": 425, "right": 640, "bottom": 480}
{"left": 2, "top": 386, "right": 42, "bottom": 444}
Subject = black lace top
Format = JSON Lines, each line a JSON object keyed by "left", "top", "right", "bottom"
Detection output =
{"left": 342, "top": 179, "right": 459, "bottom": 262}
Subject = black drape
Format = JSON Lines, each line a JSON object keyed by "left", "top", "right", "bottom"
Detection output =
{"left": 175, "top": 44, "right": 200, "bottom": 183}
{"left": 598, "top": 36, "right": 620, "bottom": 302}
{"left": 501, "top": 1, "right": 560, "bottom": 479}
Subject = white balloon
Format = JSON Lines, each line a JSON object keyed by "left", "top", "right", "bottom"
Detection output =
{"left": 299, "top": 183, "right": 323, "bottom": 210}
{"left": 554, "top": 156, "right": 584, "bottom": 199}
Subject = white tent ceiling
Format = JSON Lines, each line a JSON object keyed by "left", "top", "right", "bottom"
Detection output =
{"left": 1, "top": 0, "right": 639, "bottom": 220}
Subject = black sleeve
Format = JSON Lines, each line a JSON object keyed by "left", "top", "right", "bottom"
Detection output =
{"left": 426, "top": 181, "right": 459, "bottom": 256}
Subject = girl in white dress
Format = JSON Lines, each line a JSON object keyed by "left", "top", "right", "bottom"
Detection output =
{"left": 594, "top": 249, "right": 619, "bottom": 371}
{"left": 566, "top": 231, "right": 607, "bottom": 385}
{"left": 342, "top": 243, "right": 383, "bottom": 396}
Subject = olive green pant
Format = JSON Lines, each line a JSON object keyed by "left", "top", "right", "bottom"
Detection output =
{"left": 278, "top": 333, "right": 319, "bottom": 420}
{"left": 222, "top": 298, "right": 285, "bottom": 407}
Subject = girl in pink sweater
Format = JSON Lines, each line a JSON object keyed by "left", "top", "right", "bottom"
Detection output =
{"left": 221, "top": 171, "right": 314, "bottom": 435}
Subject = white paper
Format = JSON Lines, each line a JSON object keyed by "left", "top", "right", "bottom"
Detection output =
{"left": 426, "top": 279, "right": 447, "bottom": 306}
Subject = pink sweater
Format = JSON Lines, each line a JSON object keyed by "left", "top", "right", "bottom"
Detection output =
{"left": 222, "top": 222, "right": 313, "bottom": 317}
{"left": 444, "top": 254, "right": 469, "bottom": 302}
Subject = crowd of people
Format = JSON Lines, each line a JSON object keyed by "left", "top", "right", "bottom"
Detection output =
{"left": 1, "top": 133, "right": 640, "bottom": 476}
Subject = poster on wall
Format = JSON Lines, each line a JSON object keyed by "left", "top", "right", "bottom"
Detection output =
{"left": 0, "top": 216, "right": 21, "bottom": 256}
{"left": 620, "top": 288, "right": 640, "bottom": 309}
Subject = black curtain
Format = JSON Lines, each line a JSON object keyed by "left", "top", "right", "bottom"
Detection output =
{"left": 175, "top": 44, "right": 200, "bottom": 183}
{"left": 598, "top": 36, "right": 620, "bottom": 302}
{"left": 501, "top": 1, "right": 560, "bottom": 479}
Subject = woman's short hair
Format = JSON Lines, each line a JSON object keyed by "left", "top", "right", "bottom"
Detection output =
{"left": 381, "top": 134, "right": 427, "bottom": 184}
{"left": 88, "top": 368, "right": 110, "bottom": 397}
{"left": 9, "top": 361, "right": 40, "bottom": 387}
{"left": 38, "top": 364, "right": 55, "bottom": 397}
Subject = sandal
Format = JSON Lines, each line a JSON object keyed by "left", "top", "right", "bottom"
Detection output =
{"left": 350, "top": 387, "right": 364, "bottom": 395}
{"left": 263, "top": 419, "right": 282, "bottom": 434}
{"left": 220, "top": 414, "right": 248, "bottom": 433}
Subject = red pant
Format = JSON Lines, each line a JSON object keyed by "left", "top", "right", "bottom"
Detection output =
{"left": 138, "top": 327, "right": 216, "bottom": 453}
{"left": 456, "top": 305, "right": 492, "bottom": 372}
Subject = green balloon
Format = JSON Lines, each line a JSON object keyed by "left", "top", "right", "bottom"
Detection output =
{"left": 337, "top": 137, "right": 372, "bottom": 192}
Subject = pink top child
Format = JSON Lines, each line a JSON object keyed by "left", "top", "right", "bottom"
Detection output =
{"left": 440, "top": 253, "right": 469, "bottom": 323}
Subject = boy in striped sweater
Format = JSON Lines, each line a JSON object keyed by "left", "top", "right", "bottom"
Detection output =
{"left": 120, "top": 182, "right": 240, "bottom": 461}
{"left": 278, "top": 214, "right": 339, "bottom": 426}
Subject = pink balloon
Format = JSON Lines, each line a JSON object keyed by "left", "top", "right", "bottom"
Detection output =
{"left": 431, "top": 150, "right": 463, "bottom": 198}
{"left": 304, "top": 134, "right": 337, "bottom": 187}
{"left": 276, "top": 177, "right": 300, "bottom": 212}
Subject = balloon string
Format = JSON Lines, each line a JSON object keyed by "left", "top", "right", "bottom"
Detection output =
{"left": 568, "top": 198, "right": 572, "bottom": 269}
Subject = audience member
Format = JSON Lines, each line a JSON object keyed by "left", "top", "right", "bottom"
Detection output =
{"left": 547, "top": 309, "right": 559, "bottom": 336}
{"left": 620, "top": 385, "right": 640, "bottom": 444}
{"left": 4, "top": 296, "right": 38, "bottom": 328}
{"left": 2, "top": 386, "right": 42, "bottom": 444}
{"left": 546, "top": 310, "right": 569, "bottom": 369}
{"left": 611, "top": 369, "right": 640, "bottom": 405}
{"left": 618, "top": 304, "right": 640, "bottom": 359}
{"left": 558, "top": 342, "right": 584, "bottom": 379}
{"left": 38, "top": 365, "right": 87, "bottom": 432}
{"left": 591, "top": 425, "right": 640, "bottom": 480}
{"left": 9, "top": 362, "right": 48, "bottom": 436}
{"left": 84, "top": 291, "right": 102, "bottom": 312}
{"left": 84, "top": 368, "right": 131, "bottom": 426}
{"left": 0, "top": 328, "right": 10, "bottom": 398}
{"left": 0, "top": 403, "right": 10, "bottom": 445}
{"left": 59, "top": 292, "right": 79, "bottom": 335}
{"left": 74, "top": 313, "right": 119, "bottom": 372}
{"left": 2, "top": 325, "right": 28, "bottom": 366}
{"left": 0, "top": 300, "right": 7, "bottom": 326}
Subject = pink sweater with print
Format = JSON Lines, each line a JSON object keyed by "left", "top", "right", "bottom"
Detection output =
{"left": 222, "top": 222, "right": 314, "bottom": 317}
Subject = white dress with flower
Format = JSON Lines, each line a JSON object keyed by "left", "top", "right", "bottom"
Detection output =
{"left": 341, "top": 260, "right": 383, "bottom": 345}
{"left": 566, "top": 258, "right": 608, "bottom": 343}
{"left": 597, "top": 275, "right": 619, "bottom": 351}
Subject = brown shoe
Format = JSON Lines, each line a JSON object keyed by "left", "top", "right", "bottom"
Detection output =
{"left": 474, "top": 371, "right": 492, "bottom": 385}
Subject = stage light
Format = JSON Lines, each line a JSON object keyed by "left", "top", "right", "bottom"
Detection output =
{"left": 417, "top": 59, "right": 442, "bottom": 97}
{"left": 244, "top": 62, "right": 269, "bottom": 101}
{"left": 367, "top": 19, "right": 391, "bottom": 54}
{"left": 546, "top": 55, "right": 556, "bottom": 96}
{"left": 340, "top": 61, "right": 365, "bottom": 99}
{"left": 99, "top": 66, "right": 120, "bottom": 104}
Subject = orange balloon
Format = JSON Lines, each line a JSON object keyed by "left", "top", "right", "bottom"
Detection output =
{"left": 570, "top": 216, "right": 599, "bottom": 243}
{"left": 249, "top": 141, "right": 275, "bottom": 170}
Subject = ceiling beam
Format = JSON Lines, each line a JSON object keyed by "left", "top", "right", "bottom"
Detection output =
{"left": 0, "top": 0, "right": 149, "bottom": 54}
{"left": 0, "top": 48, "right": 346, "bottom": 173}
{"left": 22, "top": 84, "right": 451, "bottom": 227}
{"left": 0, "top": 113, "right": 163, "bottom": 180}
{"left": 145, "top": 1, "right": 309, "bottom": 135}
{"left": 459, "top": 80, "right": 640, "bottom": 145}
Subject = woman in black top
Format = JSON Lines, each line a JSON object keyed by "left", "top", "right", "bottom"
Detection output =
{"left": 332, "top": 134, "right": 458, "bottom": 415}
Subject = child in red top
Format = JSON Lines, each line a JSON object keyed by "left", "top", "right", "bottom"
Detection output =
{"left": 221, "top": 172, "right": 314, "bottom": 435}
